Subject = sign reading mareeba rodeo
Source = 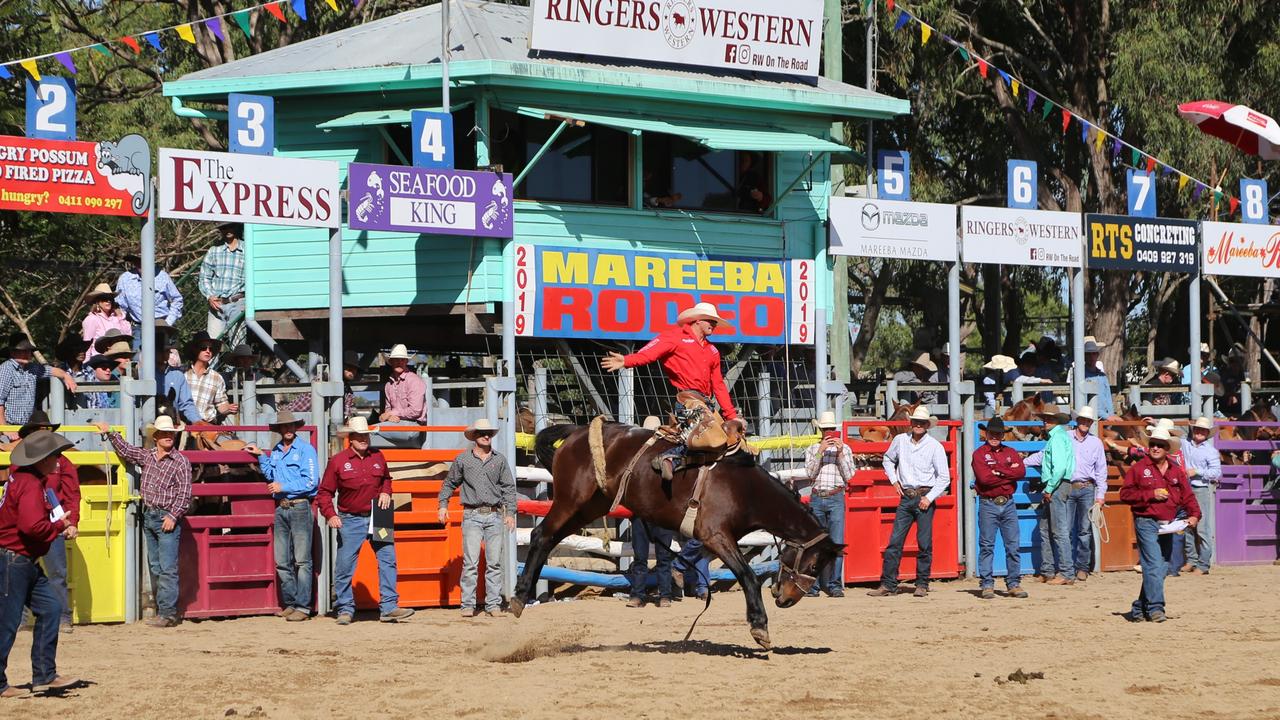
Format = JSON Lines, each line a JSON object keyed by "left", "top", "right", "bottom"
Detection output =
{"left": 1085, "top": 213, "right": 1198, "bottom": 273}
{"left": 0, "top": 134, "right": 149, "bottom": 217}
{"left": 513, "top": 244, "right": 816, "bottom": 345}
{"left": 828, "top": 197, "right": 958, "bottom": 262}
{"left": 158, "top": 148, "right": 340, "bottom": 228}
{"left": 960, "top": 206, "right": 1083, "bottom": 268}
{"left": 530, "top": 0, "right": 823, "bottom": 77}
{"left": 1201, "top": 221, "right": 1280, "bottom": 278}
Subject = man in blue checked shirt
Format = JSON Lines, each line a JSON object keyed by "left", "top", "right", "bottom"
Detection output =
{"left": 0, "top": 338, "right": 78, "bottom": 431}
{"left": 246, "top": 411, "right": 319, "bottom": 621}
{"left": 116, "top": 255, "right": 184, "bottom": 334}
{"left": 199, "top": 223, "right": 246, "bottom": 346}
{"left": 1179, "top": 416, "right": 1221, "bottom": 575}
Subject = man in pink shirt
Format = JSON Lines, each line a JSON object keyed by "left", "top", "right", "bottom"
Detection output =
{"left": 376, "top": 344, "right": 427, "bottom": 448}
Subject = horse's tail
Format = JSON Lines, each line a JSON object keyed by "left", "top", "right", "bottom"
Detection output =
{"left": 534, "top": 423, "right": 579, "bottom": 471}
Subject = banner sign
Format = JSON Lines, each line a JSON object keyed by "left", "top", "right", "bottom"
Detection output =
{"left": 1084, "top": 213, "right": 1198, "bottom": 273}
{"left": 529, "top": 0, "right": 823, "bottom": 78}
{"left": 1201, "top": 221, "right": 1280, "bottom": 278}
{"left": 512, "top": 244, "right": 816, "bottom": 344}
{"left": 828, "top": 197, "right": 958, "bottom": 262}
{"left": 158, "top": 148, "right": 340, "bottom": 228}
{"left": 347, "top": 162, "right": 513, "bottom": 238}
{"left": 0, "top": 134, "right": 148, "bottom": 217}
{"left": 960, "top": 206, "right": 1082, "bottom": 268}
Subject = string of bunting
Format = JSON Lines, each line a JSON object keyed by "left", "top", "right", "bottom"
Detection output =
{"left": 875, "top": 0, "right": 1242, "bottom": 217}
{"left": 0, "top": 0, "right": 363, "bottom": 85}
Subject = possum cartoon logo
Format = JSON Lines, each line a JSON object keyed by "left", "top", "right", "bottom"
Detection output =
{"left": 354, "top": 169, "right": 386, "bottom": 224}
{"left": 97, "top": 134, "right": 150, "bottom": 215}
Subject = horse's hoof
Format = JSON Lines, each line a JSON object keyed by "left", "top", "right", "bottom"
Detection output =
{"left": 509, "top": 598, "right": 525, "bottom": 618}
{"left": 750, "top": 627, "right": 771, "bottom": 649}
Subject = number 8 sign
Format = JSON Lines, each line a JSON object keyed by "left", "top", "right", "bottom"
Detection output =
{"left": 1240, "top": 178, "right": 1269, "bottom": 225}
{"left": 229, "top": 93, "right": 275, "bottom": 156}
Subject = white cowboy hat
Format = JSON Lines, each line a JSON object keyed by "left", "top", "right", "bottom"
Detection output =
{"left": 1145, "top": 418, "right": 1184, "bottom": 436}
{"left": 1083, "top": 335, "right": 1106, "bottom": 349}
{"left": 982, "top": 355, "right": 1016, "bottom": 372}
{"left": 1191, "top": 416, "right": 1216, "bottom": 432}
{"left": 907, "top": 406, "right": 936, "bottom": 426}
{"left": 642, "top": 416, "right": 662, "bottom": 431}
{"left": 1154, "top": 358, "right": 1181, "bottom": 374}
{"left": 338, "top": 416, "right": 377, "bottom": 435}
{"left": 1075, "top": 406, "right": 1097, "bottom": 421}
{"left": 676, "top": 302, "right": 724, "bottom": 326}
{"left": 464, "top": 418, "right": 499, "bottom": 441}
{"left": 813, "top": 411, "right": 839, "bottom": 430}
{"left": 146, "top": 415, "right": 185, "bottom": 436}
{"left": 388, "top": 344, "right": 412, "bottom": 360}
{"left": 1148, "top": 426, "right": 1179, "bottom": 446}
{"left": 1199, "top": 342, "right": 1211, "bottom": 355}
{"left": 910, "top": 352, "right": 938, "bottom": 373}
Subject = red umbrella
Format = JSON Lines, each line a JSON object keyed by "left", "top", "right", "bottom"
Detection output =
{"left": 1177, "top": 100, "right": 1280, "bottom": 160}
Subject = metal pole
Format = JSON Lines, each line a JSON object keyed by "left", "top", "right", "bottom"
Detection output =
{"left": 247, "top": 319, "right": 308, "bottom": 382}
{"left": 617, "top": 369, "right": 634, "bottom": 424}
{"left": 826, "top": 0, "right": 851, "bottom": 385}
{"left": 758, "top": 372, "right": 772, "bottom": 465}
{"left": 864, "top": 0, "right": 876, "bottom": 199}
{"left": 533, "top": 367, "right": 549, "bottom": 433}
{"left": 48, "top": 380, "right": 65, "bottom": 425}
{"left": 140, "top": 183, "right": 156, "bottom": 428}
{"left": 1071, "top": 268, "right": 1086, "bottom": 412}
{"left": 441, "top": 0, "right": 450, "bottom": 110}
{"left": 328, "top": 228, "right": 343, "bottom": 424}
{"left": 947, "top": 262, "right": 961, "bottom": 420}
{"left": 1189, "top": 271, "right": 1203, "bottom": 415}
{"left": 815, "top": 308, "right": 829, "bottom": 414}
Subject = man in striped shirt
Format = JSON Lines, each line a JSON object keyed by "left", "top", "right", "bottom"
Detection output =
{"left": 184, "top": 333, "right": 237, "bottom": 424}
{"left": 199, "top": 222, "right": 246, "bottom": 345}
{"left": 803, "top": 412, "right": 854, "bottom": 598}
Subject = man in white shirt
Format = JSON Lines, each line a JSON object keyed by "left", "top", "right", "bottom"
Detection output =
{"left": 803, "top": 411, "right": 856, "bottom": 598}
{"left": 868, "top": 406, "right": 951, "bottom": 598}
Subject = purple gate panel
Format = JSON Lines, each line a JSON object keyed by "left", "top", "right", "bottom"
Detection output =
{"left": 1213, "top": 425, "right": 1280, "bottom": 566}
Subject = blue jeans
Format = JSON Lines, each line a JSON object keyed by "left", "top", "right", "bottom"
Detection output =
{"left": 978, "top": 497, "right": 1021, "bottom": 589}
{"left": 674, "top": 538, "right": 710, "bottom": 594}
{"left": 1184, "top": 485, "right": 1215, "bottom": 571}
{"left": 461, "top": 509, "right": 505, "bottom": 612}
{"left": 143, "top": 507, "right": 182, "bottom": 619}
{"left": 1133, "top": 517, "right": 1174, "bottom": 616}
{"left": 881, "top": 495, "right": 935, "bottom": 591}
{"left": 1048, "top": 487, "right": 1078, "bottom": 579}
{"left": 1035, "top": 500, "right": 1059, "bottom": 576}
{"left": 809, "top": 493, "right": 845, "bottom": 592}
{"left": 334, "top": 512, "right": 398, "bottom": 616}
{"left": 1064, "top": 484, "right": 1095, "bottom": 575}
{"left": 40, "top": 534, "right": 72, "bottom": 625}
{"left": 0, "top": 550, "right": 61, "bottom": 692}
{"left": 274, "top": 502, "right": 315, "bottom": 612}
{"left": 629, "top": 519, "right": 675, "bottom": 600}
{"left": 207, "top": 296, "right": 245, "bottom": 348}
{"left": 373, "top": 421, "right": 425, "bottom": 449}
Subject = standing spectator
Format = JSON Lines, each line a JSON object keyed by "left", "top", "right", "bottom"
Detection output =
{"left": 0, "top": 430, "right": 79, "bottom": 697}
{"left": 892, "top": 353, "right": 938, "bottom": 406}
{"left": 1024, "top": 411, "right": 1076, "bottom": 583}
{"left": 1179, "top": 416, "right": 1221, "bottom": 575}
{"left": 94, "top": 416, "right": 192, "bottom": 627}
{"left": 377, "top": 344, "right": 427, "bottom": 448}
{"left": 151, "top": 323, "right": 200, "bottom": 425}
{"left": 184, "top": 333, "right": 237, "bottom": 425}
{"left": 317, "top": 416, "right": 414, "bottom": 625}
{"left": 867, "top": 407, "right": 950, "bottom": 598}
{"left": 1147, "top": 359, "right": 1181, "bottom": 406}
{"left": 1218, "top": 349, "right": 1246, "bottom": 417}
{"left": 802, "top": 411, "right": 853, "bottom": 598}
{"left": 438, "top": 419, "right": 515, "bottom": 618}
{"left": 1119, "top": 426, "right": 1201, "bottom": 623}
{"left": 81, "top": 283, "right": 132, "bottom": 361}
{"left": 1064, "top": 406, "right": 1107, "bottom": 581}
{"left": 13, "top": 413, "right": 80, "bottom": 632}
{"left": 980, "top": 355, "right": 1016, "bottom": 417}
{"left": 289, "top": 350, "right": 359, "bottom": 419}
{"left": 972, "top": 417, "right": 1028, "bottom": 599}
{"left": 1081, "top": 339, "right": 1114, "bottom": 418}
{"left": 0, "top": 338, "right": 77, "bottom": 430}
{"left": 76, "top": 355, "right": 119, "bottom": 410}
{"left": 53, "top": 337, "right": 89, "bottom": 377}
{"left": 115, "top": 255, "right": 184, "bottom": 333}
{"left": 246, "top": 412, "right": 319, "bottom": 621}
{"left": 1007, "top": 350, "right": 1051, "bottom": 403}
{"left": 199, "top": 222, "right": 246, "bottom": 346}
{"left": 1035, "top": 336, "right": 1065, "bottom": 380}
{"left": 736, "top": 152, "right": 772, "bottom": 213}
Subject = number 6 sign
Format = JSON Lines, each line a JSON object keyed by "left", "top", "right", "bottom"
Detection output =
{"left": 229, "top": 93, "right": 275, "bottom": 155}
{"left": 26, "top": 78, "right": 77, "bottom": 141}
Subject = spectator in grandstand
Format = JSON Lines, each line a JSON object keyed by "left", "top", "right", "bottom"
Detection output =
{"left": 1035, "top": 336, "right": 1065, "bottom": 380}
{"left": 184, "top": 332, "right": 236, "bottom": 425}
{"left": 980, "top": 354, "right": 1017, "bottom": 417}
{"left": 1147, "top": 358, "right": 1181, "bottom": 406}
{"left": 289, "top": 350, "right": 359, "bottom": 419}
{"left": 0, "top": 338, "right": 77, "bottom": 431}
{"left": 1006, "top": 349, "right": 1052, "bottom": 403}
{"left": 376, "top": 344, "right": 427, "bottom": 448}
{"left": 153, "top": 322, "right": 200, "bottom": 425}
{"left": 199, "top": 222, "right": 246, "bottom": 346}
{"left": 53, "top": 336, "right": 89, "bottom": 378}
{"left": 81, "top": 283, "right": 132, "bottom": 361}
{"left": 1179, "top": 416, "right": 1220, "bottom": 575}
{"left": 1065, "top": 338, "right": 1115, "bottom": 418}
{"left": 803, "top": 411, "right": 854, "bottom": 598}
{"left": 1218, "top": 348, "right": 1246, "bottom": 416}
{"left": 76, "top": 355, "right": 119, "bottom": 410}
{"left": 221, "top": 343, "right": 277, "bottom": 423}
{"left": 1182, "top": 343, "right": 1217, "bottom": 387}
{"left": 116, "top": 255, "right": 184, "bottom": 334}
{"left": 972, "top": 417, "right": 1028, "bottom": 599}
{"left": 892, "top": 352, "right": 938, "bottom": 406}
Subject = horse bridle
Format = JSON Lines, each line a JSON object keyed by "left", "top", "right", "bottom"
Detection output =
{"left": 772, "top": 532, "right": 828, "bottom": 597}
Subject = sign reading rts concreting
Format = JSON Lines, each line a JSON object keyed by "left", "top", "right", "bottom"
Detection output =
{"left": 0, "top": 134, "right": 149, "bottom": 216}
{"left": 1085, "top": 213, "right": 1198, "bottom": 273}
{"left": 828, "top": 197, "right": 958, "bottom": 262}
{"left": 1201, "top": 220, "right": 1280, "bottom": 278}
{"left": 158, "top": 148, "right": 340, "bottom": 228}
{"left": 960, "top": 206, "right": 1082, "bottom": 268}
{"left": 529, "top": 0, "right": 823, "bottom": 78}
{"left": 347, "top": 162, "right": 513, "bottom": 238}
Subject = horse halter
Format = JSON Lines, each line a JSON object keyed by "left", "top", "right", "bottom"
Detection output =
{"left": 773, "top": 532, "right": 829, "bottom": 597}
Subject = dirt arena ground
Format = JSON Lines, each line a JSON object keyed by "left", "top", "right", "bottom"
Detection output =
{"left": 6, "top": 564, "right": 1280, "bottom": 719}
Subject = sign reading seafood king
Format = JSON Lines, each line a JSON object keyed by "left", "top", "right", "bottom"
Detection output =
{"left": 346, "top": 162, "right": 514, "bottom": 238}
{"left": 512, "top": 245, "right": 816, "bottom": 344}
{"left": 1201, "top": 220, "right": 1280, "bottom": 278}
{"left": 529, "top": 0, "right": 823, "bottom": 77}
{"left": 158, "top": 148, "right": 340, "bottom": 228}
{"left": 0, "top": 134, "right": 150, "bottom": 216}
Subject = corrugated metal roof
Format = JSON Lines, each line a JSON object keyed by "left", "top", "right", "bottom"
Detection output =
{"left": 175, "top": 0, "right": 901, "bottom": 107}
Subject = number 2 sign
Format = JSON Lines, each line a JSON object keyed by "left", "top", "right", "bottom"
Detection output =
{"left": 411, "top": 110, "right": 454, "bottom": 169}
{"left": 26, "top": 78, "right": 77, "bottom": 141}
{"left": 229, "top": 93, "right": 275, "bottom": 155}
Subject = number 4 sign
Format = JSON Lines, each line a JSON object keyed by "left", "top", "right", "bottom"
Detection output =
{"left": 1240, "top": 178, "right": 1269, "bottom": 225}
{"left": 26, "top": 78, "right": 76, "bottom": 141}
{"left": 411, "top": 110, "right": 454, "bottom": 169}
{"left": 229, "top": 93, "right": 275, "bottom": 155}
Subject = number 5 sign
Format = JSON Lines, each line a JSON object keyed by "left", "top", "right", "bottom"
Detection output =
{"left": 229, "top": 93, "right": 275, "bottom": 155}
{"left": 411, "top": 110, "right": 454, "bottom": 169}
{"left": 26, "top": 78, "right": 76, "bottom": 141}
{"left": 877, "top": 150, "right": 910, "bottom": 201}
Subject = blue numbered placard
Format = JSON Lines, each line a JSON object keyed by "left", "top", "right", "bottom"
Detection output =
{"left": 228, "top": 93, "right": 275, "bottom": 155}
{"left": 876, "top": 150, "right": 910, "bottom": 201}
{"left": 1007, "top": 160, "right": 1037, "bottom": 209}
{"left": 1240, "top": 178, "right": 1269, "bottom": 225}
{"left": 411, "top": 110, "right": 454, "bottom": 169}
{"left": 1126, "top": 169, "right": 1156, "bottom": 218}
{"left": 25, "top": 78, "right": 77, "bottom": 141}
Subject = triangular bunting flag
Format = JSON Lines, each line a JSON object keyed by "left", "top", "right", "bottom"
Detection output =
{"left": 1178, "top": 174, "right": 1189, "bottom": 192}
{"left": 1131, "top": 148, "right": 1141, "bottom": 166}
{"left": 1145, "top": 156, "right": 1156, "bottom": 173}
{"left": 1229, "top": 196, "right": 1240, "bottom": 215}
{"left": 1040, "top": 100, "right": 1053, "bottom": 122}
{"left": 1213, "top": 189, "right": 1223, "bottom": 205}
{"left": 19, "top": 59, "right": 39, "bottom": 81}
{"left": 1095, "top": 127, "right": 1105, "bottom": 151}
{"left": 326, "top": 0, "right": 340, "bottom": 10}
{"left": 1011, "top": 79, "right": 1020, "bottom": 97}
{"left": 0, "top": 66, "right": 12, "bottom": 80}
{"left": 921, "top": 24, "right": 931, "bottom": 45}
{"left": 1026, "top": 90, "right": 1037, "bottom": 112}
{"left": 997, "top": 69, "right": 1011, "bottom": 85}
{"left": 55, "top": 52, "right": 76, "bottom": 74}
{"left": 1081, "top": 121, "right": 1090, "bottom": 143}
{"left": 176, "top": 23, "right": 197, "bottom": 44}
{"left": 893, "top": 11, "right": 909, "bottom": 31}
{"left": 977, "top": 59, "right": 988, "bottom": 78}
{"left": 1061, "top": 109, "right": 1071, "bottom": 134}
{"left": 290, "top": 0, "right": 308, "bottom": 21}
{"left": 958, "top": 46, "right": 969, "bottom": 62}
{"left": 121, "top": 36, "right": 141, "bottom": 54}
{"left": 265, "top": 3, "right": 288, "bottom": 22}
{"left": 1111, "top": 138, "right": 1122, "bottom": 159}
{"left": 887, "top": 0, "right": 895, "bottom": 10}
{"left": 205, "top": 17, "right": 225, "bottom": 42}
{"left": 1161, "top": 164, "right": 1174, "bottom": 176}
{"left": 143, "top": 32, "right": 162, "bottom": 52}
{"left": 90, "top": 43, "right": 111, "bottom": 56}
{"left": 232, "top": 10, "right": 255, "bottom": 37}
{"left": 1192, "top": 184, "right": 1204, "bottom": 201}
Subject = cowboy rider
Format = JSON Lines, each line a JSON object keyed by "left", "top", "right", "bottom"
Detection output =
{"left": 601, "top": 301, "right": 743, "bottom": 481}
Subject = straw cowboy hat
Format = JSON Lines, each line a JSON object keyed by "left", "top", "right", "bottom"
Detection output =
{"left": 1148, "top": 426, "right": 1179, "bottom": 447}
{"left": 337, "top": 416, "right": 376, "bottom": 435}
{"left": 1083, "top": 335, "right": 1106, "bottom": 349}
{"left": 1191, "top": 416, "right": 1216, "bottom": 433}
{"left": 1199, "top": 342, "right": 1211, "bottom": 355}
{"left": 18, "top": 409, "right": 60, "bottom": 439}
{"left": 146, "top": 415, "right": 186, "bottom": 436}
{"left": 1154, "top": 358, "right": 1181, "bottom": 375}
{"left": 910, "top": 352, "right": 938, "bottom": 373}
{"left": 268, "top": 410, "right": 305, "bottom": 431}
{"left": 1075, "top": 406, "right": 1097, "bottom": 422}
{"left": 388, "top": 344, "right": 412, "bottom": 360}
{"left": 464, "top": 418, "right": 499, "bottom": 441}
{"left": 907, "top": 406, "right": 936, "bottom": 426}
{"left": 676, "top": 302, "right": 724, "bottom": 326}
{"left": 1082, "top": 339, "right": 1103, "bottom": 354}
{"left": 10, "top": 430, "right": 74, "bottom": 468}
{"left": 813, "top": 411, "right": 839, "bottom": 430}
{"left": 641, "top": 416, "right": 662, "bottom": 431}
{"left": 982, "top": 355, "right": 1016, "bottom": 372}
{"left": 86, "top": 282, "right": 116, "bottom": 303}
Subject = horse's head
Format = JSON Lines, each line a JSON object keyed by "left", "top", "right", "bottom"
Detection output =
{"left": 771, "top": 533, "right": 844, "bottom": 608}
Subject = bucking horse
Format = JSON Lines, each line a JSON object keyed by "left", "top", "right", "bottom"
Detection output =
{"left": 509, "top": 419, "right": 843, "bottom": 649}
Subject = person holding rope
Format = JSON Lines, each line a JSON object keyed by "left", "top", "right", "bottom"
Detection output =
{"left": 600, "top": 301, "right": 743, "bottom": 481}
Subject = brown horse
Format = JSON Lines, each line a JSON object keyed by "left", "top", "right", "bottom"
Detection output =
{"left": 997, "top": 395, "right": 1056, "bottom": 440}
{"left": 860, "top": 400, "right": 921, "bottom": 442}
{"left": 510, "top": 422, "right": 843, "bottom": 649}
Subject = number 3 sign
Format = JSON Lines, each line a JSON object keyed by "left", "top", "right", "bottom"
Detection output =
{"left": 229, "top": 93, "right": 275, "bottom": 155}
{"left": 26, "top": 78, "right": 77, "bottom": 141}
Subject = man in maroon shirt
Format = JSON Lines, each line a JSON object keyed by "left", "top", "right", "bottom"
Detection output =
{"left": 15, "top": 411, "right": 80, "bottom": 632}
{"left": 1119, "top": 427, "right": 1201, "bottom": 622}
{"left": 0, "top": 430, "right": 79, "bottom": 697}
{"left": 317, "top": 416, "right": 414, "bottom": 625}
{"left": 972, "top": 418, "right": 1029, "bottom": 600}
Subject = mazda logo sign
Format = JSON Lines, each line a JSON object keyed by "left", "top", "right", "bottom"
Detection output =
{"left": 861, "top": 204, "right": 880, "bottom": 231}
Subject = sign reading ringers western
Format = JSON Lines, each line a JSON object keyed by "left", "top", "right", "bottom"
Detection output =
{"left": 529, "top": 0, "right": 823, "bottom": 78}
{"left": 512, "top": 245, "right": 816, "bottom": 344}
{"left": 1084, "top": 213, "right": 1198, "bottom": 272}
{"left": 960, "top": 206, "right": 1082, "bottom": 268}
{"left": 0, "top": 134, "right": 150, "bottom": 216}
{"left": 157, "top": 148, "right": 340, "bottom": 228}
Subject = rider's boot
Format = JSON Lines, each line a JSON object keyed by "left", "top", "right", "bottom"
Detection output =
{"left": 651, "top": 446, "right": 685, "bottom": 481}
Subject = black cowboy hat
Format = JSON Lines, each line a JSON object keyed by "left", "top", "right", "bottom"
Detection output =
{"left": 86, "top": 354, "right": 117, "bottom": 370}
{"left": 55, "top": 336, "right": 91, "bottom": 361}
{"left": 229, "top": 343, "right": 257, "bottom": 359}
{"left": 979, "top": 417, "right": 1008, "bottom": 434}
{"left": 1039, "top": 412, "right": 1071, "bottom": 425}
{"left": 18, "top": 409, "right": 60, "bottom": 438}
{"left": 184, "top": 331, "right": 223, "bottom": 360}
{"left": 343, "top": 350, "right": 360, "bottom": 368}
{"left": 10, "top": 337, "right": 36, "bottom": 353}
{"left": 153, "top": 320, "right": 180, "bottom": 349}
{"left": 217, "top": 221, "right": 243, "bottom": 234}
{"left": 11, "top": 429, "right": 74, "bottom": 468}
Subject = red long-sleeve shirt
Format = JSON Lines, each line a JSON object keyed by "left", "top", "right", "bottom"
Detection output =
{"left": 316, "top": 448, "right": 393, "bottom": 519}
{"left": 0, "top": 469, "right": 62, "bottom": 558}
{"left": 1119, "top": 456, "right": 1202, "bottom": 522}
{"left": 622, "top": 324, "right": 738, "bottom": 420}
{"left": 7, "top": 455, "right": 80, "bottom": 526}
{"left": 971, "top": 443, "right": 1026, "bottom": 498}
